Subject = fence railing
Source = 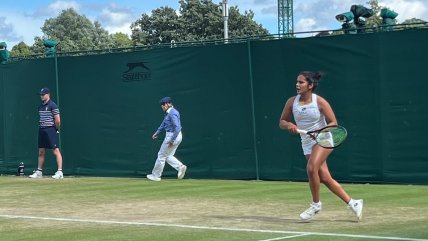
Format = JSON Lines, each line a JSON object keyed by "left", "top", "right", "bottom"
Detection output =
{"left": 6, "top": 21, "right": 428, "bottom": 62}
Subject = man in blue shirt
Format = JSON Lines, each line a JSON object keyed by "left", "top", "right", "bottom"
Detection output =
{"left": 147, "top": 97, "right": 187, "bottom": 181}
{"left": 29, "top": 87, "right": 64, "bottom": 179}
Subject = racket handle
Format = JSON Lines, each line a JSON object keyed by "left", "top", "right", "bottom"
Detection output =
{"left": 296, "top": 129, "right": 307, "bottom": 134}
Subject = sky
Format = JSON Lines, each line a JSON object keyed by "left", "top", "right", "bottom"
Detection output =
{"left": 1, "top": 0, "right": 427, "bottom": 48}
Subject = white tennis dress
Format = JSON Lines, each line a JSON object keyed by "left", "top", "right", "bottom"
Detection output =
{"left": 292, "top": 94, "right": 327, "bottom": 155}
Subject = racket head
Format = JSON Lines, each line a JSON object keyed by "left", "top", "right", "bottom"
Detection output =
{"left": 314, "top": 125, "right": 348, "bottom": 148}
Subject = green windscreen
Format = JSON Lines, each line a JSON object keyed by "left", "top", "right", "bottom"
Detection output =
{"left": 1, "top": 29, "right": 428, "bottom": 184}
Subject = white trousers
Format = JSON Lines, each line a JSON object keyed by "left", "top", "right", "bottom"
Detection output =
{"left": 151, "top": 132, "right": 183, "bottom": 178}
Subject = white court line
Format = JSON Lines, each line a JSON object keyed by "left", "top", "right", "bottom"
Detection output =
{"left": 0, "top": 214, "right": 427, "bottom": 241}
{"left": 257, "top": 233, "right": 310, "bottom": 241}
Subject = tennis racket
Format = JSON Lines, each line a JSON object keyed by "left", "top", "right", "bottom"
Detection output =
{"left": 297, "top": 125, "right": 348, "bottom": 149}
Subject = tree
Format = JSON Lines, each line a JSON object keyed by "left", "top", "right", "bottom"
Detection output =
{"left": 31, "top": 37, "right": 46, "bottom": 55}
{"left": 112, "top": 32, "right": 133, "bottom": 48}
{"left": 368, "top": 0, "right": 427, "bottom": 31}
{"left": 227, "top": 7, "right": 269, "bottom": 37}
{"left": 179, "top": 0, "right": 269, "bottom": 39}
{"left": 10, "top": 41, "right": 33, "bottom": 57}
{"left": 177, "top": 0, "right": 223, "bottom": 41}
{"left": 131, "top": 0, "right": 269, "bottom": 45}
{"left": 365, "top": 0, "right": 382, "bottom": 31}
{"left": 37, "top": 8, "right": 114, "bottom": 52}
{"left": 401, "top": 18, "right": 428, "bottom": 29}
{"left": 131, "top": 6, "right": 181, "bottom": 45}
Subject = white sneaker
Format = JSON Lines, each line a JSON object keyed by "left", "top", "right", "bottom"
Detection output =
{"left": 147, "top": 174, "right": 161, "bottom": 181}
{"left": 300, "top": 202, "right": 322, "bottom": 221}
{"left": 52, "top": 171, "right": 64, "bottom": 180}
{"left": 178, "top": 165, "right": 187, "bottom": 179}
{"left": 29, "top": 170, "right": 42, "bottom": 178}
{"left": 348, "top": 199, "right": 364, "bottom": 221}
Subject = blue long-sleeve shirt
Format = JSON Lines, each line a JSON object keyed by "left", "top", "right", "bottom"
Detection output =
{"left": 155, "top": 107, "right": 182, "bottom": 142}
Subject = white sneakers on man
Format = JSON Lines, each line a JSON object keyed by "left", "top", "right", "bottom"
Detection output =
{"left": 52, "top": 171, "right": 64, "bottom": 180}
{"left": 300, "top": 202, "right": 322, "bottom": 221}
{"left": 348, "top": 199, "right": 364, "bottom": 221}
{"left": 29, "top": 170, "right": 43, "bottom": 178}
{"left": 146, "top": 165, "right": 187, "bottom": 181}
{"left": 146, "top": 174, "right": 161, "bottom": 181}
{"left": 29, "top": 170, "right": 64, "bottom": 179}
{"left": 178, "top": 165, "right": 187, "bottom": 179}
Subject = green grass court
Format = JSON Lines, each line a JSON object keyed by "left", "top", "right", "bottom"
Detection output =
{"left": 0, "top": 176, "right": 427, "bottom": 241}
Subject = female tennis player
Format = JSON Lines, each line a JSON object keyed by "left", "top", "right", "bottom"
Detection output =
{"left": 279, "top": 71, "right": 363, "bottom": 222}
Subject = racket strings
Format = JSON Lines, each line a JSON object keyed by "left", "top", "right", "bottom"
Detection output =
{"left": 317, "top": 127, "right": 347, "bottom": 148}
{"left": 331, "top": 129, "right": 347, "bottom": 145}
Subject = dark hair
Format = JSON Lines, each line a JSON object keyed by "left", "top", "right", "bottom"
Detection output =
{"left": 299, "top": 71, "right": 324, "bottom": 91}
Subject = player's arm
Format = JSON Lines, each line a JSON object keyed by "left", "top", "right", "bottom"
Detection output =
{"left": 279, "top": 96, "right": 298, "bottom": 133}
{"left": 153, "top": 117, "right": 167, "bottom": 139}
{"left": 54, "top": 114, "right": 61, "bottom": 130}
{"left": 52, "top": 107, "right": 61, "bottom": 130}
{"left": 317, "top": 96, "right": 337, "bottom": 126}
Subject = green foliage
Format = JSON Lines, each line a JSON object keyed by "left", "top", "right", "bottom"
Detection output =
{"left": 131, "top": 0, "right": 269, "bottom": 45}
{"left": 365, "top": 0, "right": 382, "bottom": 30}
{"left": 365, "top": 1, "right": 427, "bottom": 32}
{"left": 178, "top": 0, "right": 223, "bottom": 41}
{"left": 401, "top": 18, "right": 428, "bottom": 29}
{"left": 111, "top": 32, "right": 133, "bottom": 48}
{"left": 31, "top": 36, "right": 46, "bottom": 55}
{"left": 228, "top": 7, "right": 269, "bottom": 37}
{"left": 131, "top": 6, "right": 181, "bottom": 45}
{"left": 38, "top": 8, "right": 114, "bottom": 52}
{"left": 401, "top": 18, "right": 426, "bottom": 24}
{"left": 10, "top": 41, "right": 33, "bottom": 57}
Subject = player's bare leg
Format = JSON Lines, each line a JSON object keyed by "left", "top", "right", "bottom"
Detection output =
{"left": 37, "top": 148, "right": 46, "bottom": 170}
{"left": 52, "top": 148, "right": 63, "bottom": 170}
{"left": 51, "top": 148, "right": 64, "bottom": 179}
{"left": 300, "top": 145, "right": 332, "bottom": 221}
{"left": 306, "top": 145, "right": 333, "bottom": 202}
{"left": 319, "top": 162, "right": 351, "bottom": 203}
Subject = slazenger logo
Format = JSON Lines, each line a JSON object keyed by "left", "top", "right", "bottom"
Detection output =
{"left": 122, "top": 62, "right": 152, "bottom": 82}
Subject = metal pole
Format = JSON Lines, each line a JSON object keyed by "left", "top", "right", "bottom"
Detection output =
{"left": 54, "top": 52, "right": 59, "bottom": 107}
{"left": 1, "top": 69, "right": 5, "bottom": 166}
{"left": 247, "top": 39, "right": 260, "bottom": 181}
{"left": 54, "top": 51, "right": 61, "bottom": 149}
{"left": 222, "top": 0, "right": 229, "bottom": 42}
